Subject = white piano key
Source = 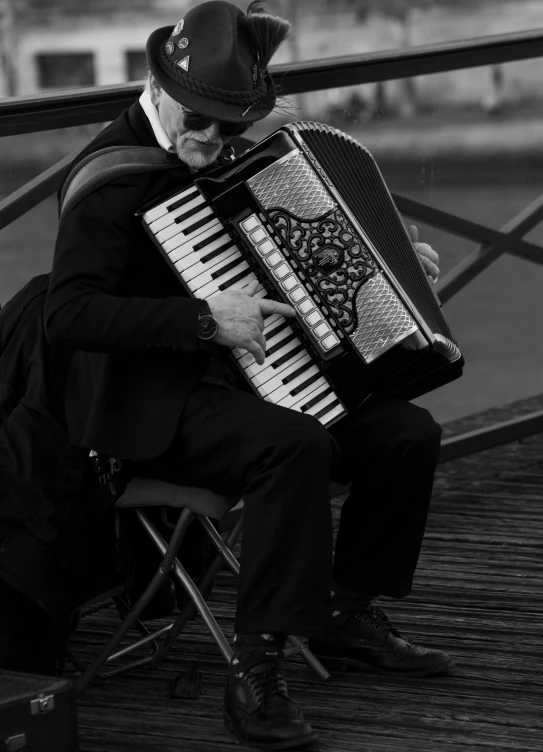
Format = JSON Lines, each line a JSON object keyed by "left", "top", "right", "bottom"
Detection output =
{"left": 263, "top": 313, "right": 283, "bottom": 332}
{"left": 176, "top": 245, "right": 240, "bottom": 282}
{"left": 163, "top": 217, "right": 223, "bottom": 253}
{"left": 142, "top": 185, "right": 199, "bottom": 224}
{"left": 169, "top": 231, "right": 233, "bottom": 265}
{"left": 148, "top": 194, "right": 206, "bottom": 234}
{"left": 205, "top": 273, "right": 260, "bottom": 299}
{"left": 266, "top": 365, "right": 321, "bottom": 404}
{"left": 255, "top": 353, "right": 312, "bottom": 396}
{"left": 275, "top": 376, "right": 329, "bottom": 409}
{"left": 321, "top": 403, "right": 346, "bottom": 426}
{"left": 302, "top": 389, "right": 337, "bottom": 418}
{"left": 188, "top": 258, "right": 249, "bottom": 293}
{"left": 155, "top": 205, "right": 214, "bottom": 244}
{"left": 194, "top": 261, "right": 251, "bottom": 297}
{"left": 250, "top": 350, "right": 308, "bottom": 391}
{"left": 244, "top": 337, "right": 302, "bottom": 379}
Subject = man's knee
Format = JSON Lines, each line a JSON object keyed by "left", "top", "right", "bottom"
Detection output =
{"left": 266, "top": 409, "right": 338, "bottom": 468}
{"left": 404, "top": 403, "right": 442, "bottom": 448}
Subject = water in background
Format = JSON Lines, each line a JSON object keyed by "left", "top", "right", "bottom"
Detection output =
{"left": 2, "top": 128, "right": 543, "bottom": 425}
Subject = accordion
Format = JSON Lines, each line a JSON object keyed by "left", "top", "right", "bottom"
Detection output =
{"left": 139, "top": 122, "right": 464, "bottom": 428}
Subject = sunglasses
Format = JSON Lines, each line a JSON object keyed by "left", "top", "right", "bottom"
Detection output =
{"left": 179, "top": 106, "right": 252, "bottom": 137}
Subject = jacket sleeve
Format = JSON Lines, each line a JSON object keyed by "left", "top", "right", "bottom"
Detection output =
{"left": 45, "top": 177, "right": 200, "bottom": 354}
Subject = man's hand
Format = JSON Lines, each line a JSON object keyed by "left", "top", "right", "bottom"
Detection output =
{"left": 408, "top": 224, "right": 440, "bottom": 282}
{"left": 208, "top": 280, "right": 295, "bottom": 365}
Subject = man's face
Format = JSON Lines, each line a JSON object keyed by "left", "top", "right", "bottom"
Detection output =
{"left": 153, "top": 86, "right": 224, "bottom": 170}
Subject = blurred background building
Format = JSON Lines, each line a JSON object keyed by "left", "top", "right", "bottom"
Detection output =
{"left": 1, "top": 0, "right": 543, "bottom": 117}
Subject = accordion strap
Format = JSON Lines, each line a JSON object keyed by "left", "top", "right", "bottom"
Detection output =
{"left": 59, "top": 145, "right": 180, "bottom": 220}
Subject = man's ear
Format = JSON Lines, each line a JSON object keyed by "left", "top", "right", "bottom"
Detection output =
{"left": 148, "top": 75, "right": 163, "bottom": 107}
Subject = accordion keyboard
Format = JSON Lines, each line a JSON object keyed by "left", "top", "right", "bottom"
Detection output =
{"left": 143, "top": 185, "right": 347, "bottom": 427}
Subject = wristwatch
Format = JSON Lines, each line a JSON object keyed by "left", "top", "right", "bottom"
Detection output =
{"left": 196, "top": 299, "right": 218, "bottom": 341}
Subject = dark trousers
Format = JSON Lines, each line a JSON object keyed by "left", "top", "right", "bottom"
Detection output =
{"left": 137, "top": 384, "right": 441, "bottom": 637}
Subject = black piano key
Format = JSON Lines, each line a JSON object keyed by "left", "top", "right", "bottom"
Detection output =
{"left": 272, "top": 343, "right": 304, "bottom": 369}
{"left": 313, "top": 398, "right": 342, "bottom": 422}
{"left": 166, "top": 190, "right": 199, "bottom": 213}
{"left": 265, "top": 319, "right": 290, "bottom": 340}
{"left": 218, "top": 268, "right": 252, "bottom": 291}
{"left": 300, "top": 387, "right": 333, "bottom": 413}
{"left": 266, "top": 332, "right": 296, "bottom": 358}
{"left": 201, "top": 240, "right": 235, "bottom": 264}
{"left": 174, "top": 202, "right": 208, "bottom": 225}
{"left": 282, "top": 360, "right": 311, "bottom": 385}
{"left": 290, "top": 371, "right": 321, "bottom": 397}
{"left": 211, "top": 257, "right": 244, "bottom": 280}
{"left": 194, "top": 228, "right": 226, "bottom": 252}
{"left": 183, "top": 214, "right": 213, "bottom": 236}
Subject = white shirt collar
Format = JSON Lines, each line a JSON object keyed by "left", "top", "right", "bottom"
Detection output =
{"left": 139, "top": 90, "right": 175, "bottom": 153}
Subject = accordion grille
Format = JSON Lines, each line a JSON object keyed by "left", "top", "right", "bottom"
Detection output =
{"left": 249, "top": 152, "right": 334, "bottom": 220}
{"left": 289, "top": 123, "right": 455, "bottom": 343}
{"left": 353, "top": 273, "right": 418, "bottom": 362}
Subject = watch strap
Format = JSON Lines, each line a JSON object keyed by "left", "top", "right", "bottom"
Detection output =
{"left": 197, "top": 299, "right": 212, "bottom": 318}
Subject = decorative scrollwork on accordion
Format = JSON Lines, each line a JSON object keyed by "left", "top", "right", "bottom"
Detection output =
{"left": 268, "top": 208, "right": 377, "bottom": 333}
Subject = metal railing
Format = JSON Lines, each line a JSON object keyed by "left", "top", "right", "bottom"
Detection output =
{"left": 2, "top": 28, "right": 543, "bottom": 461}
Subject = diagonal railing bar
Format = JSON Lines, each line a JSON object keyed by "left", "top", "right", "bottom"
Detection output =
{"left": 0, "top": 148, "right": 83, "bottom": 231}
{"left": 439, "top": 409, "right": 543, "bottom": 462}
{"left": 394, "top": 194, "right": 543, "bottom": 267}
{"left": 437, "top": 193, "right": 543, "bottom": 303}
{"left": 1, "top": 29, "right": 543, "bottom": 137}
{"left": 0, "top": 136, "right": 256, "bottom": 232}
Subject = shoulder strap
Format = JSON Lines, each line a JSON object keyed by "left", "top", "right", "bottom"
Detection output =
{"left": 59, "top": 145, "right": 180, "bottom": 220}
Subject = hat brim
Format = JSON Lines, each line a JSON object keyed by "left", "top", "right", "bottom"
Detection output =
{"left": 146, "top": 26, "right": 276, "bottom": 124}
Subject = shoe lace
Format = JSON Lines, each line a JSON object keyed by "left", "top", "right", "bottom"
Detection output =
{"left": 238, "top": 647, "right": 289, "bottom": 708}
{"left": 354, "top": 605, "right": 402, "bottom": 637}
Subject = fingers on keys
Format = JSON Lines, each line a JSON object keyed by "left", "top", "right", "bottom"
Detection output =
{"left": 258, "top": 298, "right": 295, "bottom": 318}
{"left": 244, "top": 329, "right": 267, "bottom": 365}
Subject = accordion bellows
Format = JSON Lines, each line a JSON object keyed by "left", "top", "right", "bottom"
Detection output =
{"left": 140, "top": 121, "right": 464, "bottom": 428}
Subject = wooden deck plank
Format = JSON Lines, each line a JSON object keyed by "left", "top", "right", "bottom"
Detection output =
{"left": 68, "top": 397, "right": 543, "bottom": 752}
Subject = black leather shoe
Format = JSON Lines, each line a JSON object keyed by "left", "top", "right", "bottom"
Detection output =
{"left": 309, "top": 605, "right": 454, "bottom": 677}
{"left": 224, "top": 641, "right": 317, "bottom": 750}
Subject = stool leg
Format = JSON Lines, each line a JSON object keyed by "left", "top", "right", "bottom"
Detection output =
{"left": 76, "top": 507, "right": 194, "bottom": 695}
{"left": 199, "top": 514, "right": 330, "bottom": 681}
{"left": 150, "top": 511, "right": 245, "bottom": 668}
{"left": 137, "top": 511, "right": 234, "bottom": 664}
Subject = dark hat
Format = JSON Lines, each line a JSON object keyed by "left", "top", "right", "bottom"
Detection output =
{"left": 146, "top": 1, "right": 288, "bottom": 123}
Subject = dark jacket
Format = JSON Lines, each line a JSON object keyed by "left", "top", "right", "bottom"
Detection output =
{"left": 45, "top": 103, "right": 210, "bottom": 460}
{"left": 0, "top": 275, "right": 118, "bottom": 623}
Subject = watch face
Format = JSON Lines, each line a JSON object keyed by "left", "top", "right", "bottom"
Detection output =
{"left": 197, "top": 315, "right": 218, "bottom": 341}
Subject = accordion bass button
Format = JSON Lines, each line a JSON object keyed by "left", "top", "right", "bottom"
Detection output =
{"left": 240, "top": 215, "right": 261, "bottom": 233}
{"left": 313, "top": 322, "right": 330, "bottom": 338}
{"left": 320, "top": 333, "right": 340, "bottom": 351}
{"left": 280, "top": 276, "right": 298, "bottom": 292}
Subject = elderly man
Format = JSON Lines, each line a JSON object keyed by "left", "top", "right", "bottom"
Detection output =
{"left": 45, "top": 1, "right": 451, "bottom": 749}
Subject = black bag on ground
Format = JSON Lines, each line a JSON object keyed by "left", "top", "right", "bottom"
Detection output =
{"left": 0, "top": 670, "right": 78, "bottom": 751}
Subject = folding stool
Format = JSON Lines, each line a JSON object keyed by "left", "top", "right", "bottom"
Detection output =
{"left": 76, "top": 477, "right": 330, "bottom": 695}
